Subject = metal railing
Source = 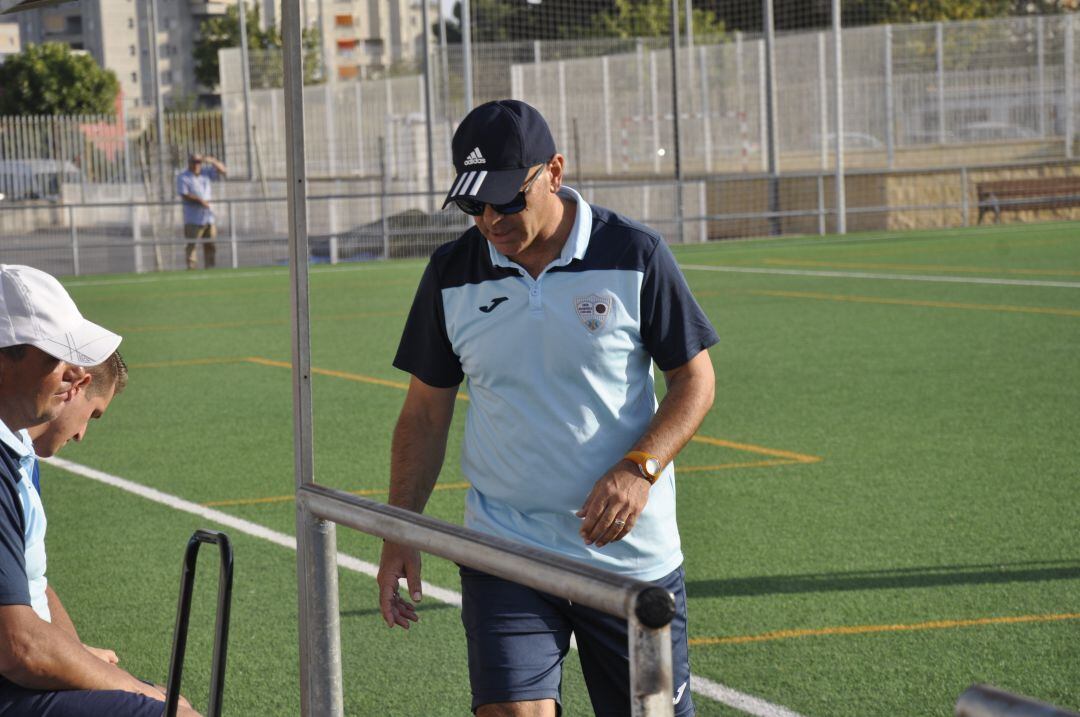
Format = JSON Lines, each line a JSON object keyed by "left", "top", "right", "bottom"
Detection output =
{"left": 956, "top": 684, "right": 1080, "bottom": 717}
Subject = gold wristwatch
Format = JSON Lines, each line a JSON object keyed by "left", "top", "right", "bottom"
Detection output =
{"left": 623, "top": 451, "right": 663, "bottom": 485}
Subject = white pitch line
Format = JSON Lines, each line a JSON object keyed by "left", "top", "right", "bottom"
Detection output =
{"left": 44, "top": 456, "right": 806, "bottom": 717}
{"left": 681, "top": 264, "right": 1080, "bottom": 289}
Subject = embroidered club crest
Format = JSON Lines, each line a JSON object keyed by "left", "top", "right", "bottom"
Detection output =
{"left": 575, "top": 294, "right": 613, "bottom": 332}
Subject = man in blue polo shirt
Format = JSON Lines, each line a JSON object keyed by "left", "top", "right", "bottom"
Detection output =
{"left": 176, "top": 153, "right": 227, "bottom": 270}
{"left": 0, "top": 264, "right": 200, "bottom": 717}
{"left": 377, "top": 100, "right": 718, "bottom": 716}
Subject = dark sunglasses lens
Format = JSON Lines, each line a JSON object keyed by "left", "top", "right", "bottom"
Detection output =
{"left": 454, "top": 198, "right": 485, "bottom": 216}
{"left": 491, "top": 192, "right": 527, "bottom": 215}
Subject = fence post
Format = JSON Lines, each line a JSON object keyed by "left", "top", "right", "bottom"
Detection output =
{"left": 817, "top": 173, "right": 826, "bottom": 235}
{"left": 818, "top": 32, "right": 828, "bottom": 172}
{"left": 229, "top": 201, "right": 239, "bottom": 269}
{"left": 602, "top": 56, "right": 613, "bottom": 176}
{"left": 884, "top": 24, "right": 895, "bottom": 168}
{"left": 557, "top": 61, "right": 569, "bottom": 158}
{"left": 68, "top": 205, "right": 80, "bottom": 277}
{"left": 1037, "top": 16, "right": 1047, "bottom": 137}
{"left": 936, "top": 22, "right": 946, "bottom": 145}
{"left": 379, "top": 137, "right": 390, "bottom": 260}
{"left": 650, "top": 51, "right": 661, "bottom": 174}
{"left": 961, "top": 167, "right": 969, "bottom": 227}
{"left": 1066, "top": 15, "right": 1075, "bottom": 160}
{"left": 698, "top": 46, "right": 712, "bottom": 174}
{"left": 628, "top": 613, "right": 674, "bottom": 716}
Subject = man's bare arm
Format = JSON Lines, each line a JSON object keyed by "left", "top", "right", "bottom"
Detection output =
{"left": 44, "top": 586, "right": 77, "bottom": 640}
{"left": 0, "top": 604, "right": 161, "bottom": 698}
{"left": 578, "top": 348, "right": 715, "bottom": 546}
{"left": 376, "top": 377, "right": 458, "bottom": 629}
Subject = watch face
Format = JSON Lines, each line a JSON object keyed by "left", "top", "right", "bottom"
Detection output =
{"left": 644, "top": 457, "right": 662, "bottom": 477}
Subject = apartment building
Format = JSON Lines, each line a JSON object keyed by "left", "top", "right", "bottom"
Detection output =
{"left": 0, "top": 17, "right": 19, "bottom": 61}
{"left": 13, "top": 0, "right": 230, "bottom": 108}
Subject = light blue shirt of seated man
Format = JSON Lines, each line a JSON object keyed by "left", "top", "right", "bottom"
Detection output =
{"left": 0, "top": 420, "right": 50, "bottom": 622}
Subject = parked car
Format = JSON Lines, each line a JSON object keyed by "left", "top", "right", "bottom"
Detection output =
{"left": 955, "top": 122, "right": 1038, "bottom": 141}
{"left": 0, "top": 159, "right": 82, "bottom": 201}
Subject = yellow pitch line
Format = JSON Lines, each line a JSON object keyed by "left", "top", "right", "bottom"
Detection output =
{"left": 129, "top": 356, "right": 254, "bottom": 369}
{"left": 203, "top": 481, "right": 473, "bottom": 507}
{"left": 690, "top": 612, "right": 1080, "bottom": 647}
{"left": 245, "top": 357, "right": 471, "bottom": 400}
{"left": 678, "top": 459, "right": 800, "bottom": 473}
{"left": 690, "top": 435, "right": 821, "bottom": 464}
{"left": 752, "top": 290, "right": 1080, "bottom": 318}
{"left": 762, "top": 258, "right": 1080, "bottom": 277}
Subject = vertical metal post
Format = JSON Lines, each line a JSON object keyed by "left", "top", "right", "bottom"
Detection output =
{"left": 1066, "top": 15, "right": 1075, "bottom": 159}
{"left": 698, "top": 181, "right": 707, "bottom": 243}
{"left": 282, "top": 0, "right": 343, "bottom": 714}
{"left": 960, "top": 166, "right": 969, "bottom": 227}
{"left": 1037, "top": 16, "right": 1047, "bottom": 137}
{"left": 557, "top": 61, "right": 569, "bottom": 156}
{"left": 324, "top": 85, "right": 337, "bottom": 177}
{"left": 650, "top": 52, "right": 661, "bottom": 174}
{"left": 147, "top": 0, "right": 168, "bottom": 207}
{"left": 228, "top": 201, "right": 238, "bottom": 269}
{"left": 762, "top": 0, "right": 780, "bottom": 235}
{"left": 379, "top": 136, "right": 390, "bottom": 260}
{"left": 816, "top": 173, "right": 826, "bottom": 235}
{"left": 628, "top": 615, "right": 674, "bottom": 717}
{"left": 670, "top": 0, "right": 684, "bottom": 244}
{"left": 818, "top": 31, "right": 828, "bottom": 171}
{"left": 438, "top": 2, "right": 450, "bottom": 121}
{"left": 698, "top": 46, "right": 712, "bottom": 173}
{"left": 832, "top": 0, "right": 846, "bottom": 235}
{"left": 936, "top": 22, "right": 946, "bottom": 145}
{"left": 239, "top": 0, "right": 254, "bottom": 179}
{"left": 602, "top": 56, "right": 613, "bottom": 176}
{"left": 421, "top": 0, "right": 435, "bottom": 211}
{"left": 884, "top": 24, "right": 895, "bottom": 168}
{"left": 460, "top": 0, "right": 473, "bottom": 111}
{"left": 68, "top": 206, "right": 80, "bottom": 277}
{"left": 735, "top": 32, "right": 745, "bottom": 124}
{"left": 353, "top": 84, "right": 365, "bottom": 175}
{"left": 757, "top": 40, "right": 767, "bottom": 173}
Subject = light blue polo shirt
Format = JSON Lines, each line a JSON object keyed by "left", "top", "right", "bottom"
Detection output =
{"left": 0, "top": 421, "right": 50, "bottom": 621}
{"left": 394, "top": 187, "right": 718, "bottom": 580}
{"left": 175, "top": 165, "right": 219, "bottom": 226}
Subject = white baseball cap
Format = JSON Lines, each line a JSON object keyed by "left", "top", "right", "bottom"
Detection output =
{"left": 0, "top": 264, "right": 122, "bottom": 367}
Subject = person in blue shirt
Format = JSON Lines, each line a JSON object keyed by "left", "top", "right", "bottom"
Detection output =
{"left": 176, "top": 153, "right": 227, "bottom": 270}
{"left": 376, "top": 101, "right": 718, "bottom": 717}
{"left": 0, "top": 264, "right": 200, "bottom": 717}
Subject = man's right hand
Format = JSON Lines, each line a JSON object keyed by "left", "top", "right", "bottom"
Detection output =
{"left": 376, "top": 541, "right": 422, "bottom": 629}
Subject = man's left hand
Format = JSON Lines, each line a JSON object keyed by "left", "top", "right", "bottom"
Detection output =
{"left": 84, "top": 645, "right": 118, "bottom": 664}
{"left": 576, "top": 462, "right": 650, "bottom": 547}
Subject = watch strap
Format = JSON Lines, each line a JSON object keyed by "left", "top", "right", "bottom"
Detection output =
{"left": 624, "top": 450, "right": 662, "bottom": 485}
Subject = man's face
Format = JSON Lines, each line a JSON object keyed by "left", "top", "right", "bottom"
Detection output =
{"left": 31, "top": 383, "right": 115, "bottom": 458}
{"left": 0, "top": 347, "right": 84, "bottom": 431}
{"left": 472, "top": 162, "right": 556, "bottom": 262}
{"left": 189, "top": 159, "right": 202, "bottom": 175}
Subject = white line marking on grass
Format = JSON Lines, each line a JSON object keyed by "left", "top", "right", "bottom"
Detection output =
{"left": 682, "top": 264, "right": 1080, "bottom": 289}
{"left": 45, "top": 456, "right": 806, "bottom": 717}
{"left": 62, "top": 261, "right": 427, "bottom": 289}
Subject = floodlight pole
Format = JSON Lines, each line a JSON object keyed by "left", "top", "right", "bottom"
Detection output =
{"left": 282, "top": 0, "right": 343, "bottom": 714}
{"left": 461, "top": 0, "right": 473, "bottom": 111}
{"left": 238, "top": 0, "right": 254, "bottom": 179}
{"left": 832, "top": 0, "right": 847, "bottom": 234}
{"left": 669, "top": 0, "right": 684, "bottom": 244}
{"left": 422, "top": 0, "right": 436, "bottom": 210}
{"left": 762, "top": 0, "right": 780, "bottom": 236}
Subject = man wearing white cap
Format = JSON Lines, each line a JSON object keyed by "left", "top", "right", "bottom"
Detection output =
{"left": 0, "top": 265, "right": 200, "bottom": 716}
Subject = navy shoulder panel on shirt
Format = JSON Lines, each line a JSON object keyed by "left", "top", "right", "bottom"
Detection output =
{"left": 0, "top": 444, "right": 29, "bottom": 608}
{"left": 429, "top": 228, "right": 521, "bottom": 289}
{"left": 550, "top": 203, "right": 661, "bottom": 275}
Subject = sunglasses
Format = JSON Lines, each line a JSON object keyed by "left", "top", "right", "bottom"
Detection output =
{"left": 454, "top": 163, "right": 548, "bottom": 217}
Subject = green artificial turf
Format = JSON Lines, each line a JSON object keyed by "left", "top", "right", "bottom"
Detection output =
{"left": 40, "top": 221, "right": 1080, "bottom": 715}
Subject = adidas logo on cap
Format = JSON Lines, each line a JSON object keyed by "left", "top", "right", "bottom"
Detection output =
{"left": 463, "top": 147, "right": 486, "bottom": 166}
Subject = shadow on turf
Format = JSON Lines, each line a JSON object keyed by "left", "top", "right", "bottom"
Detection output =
{"left": 686, "top": 559, "right": 1080, "bottom": 598}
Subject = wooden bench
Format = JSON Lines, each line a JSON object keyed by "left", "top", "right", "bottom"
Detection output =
{"left": 976, "top": 176, "right": 1080, "bottom": 223}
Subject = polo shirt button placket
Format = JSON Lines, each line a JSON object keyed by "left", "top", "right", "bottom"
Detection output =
{"left": 528, "top": 282, "right": 542, "bottom": 311}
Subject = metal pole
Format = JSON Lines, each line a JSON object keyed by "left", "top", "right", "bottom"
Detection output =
{"left": 936, "top": 22, "right": 946, "bottom": 145}
{"left": 421, "top": 0, "right": 435, "bottom": 211}
{"left": 1066, "top": 15, "right": 1075, "bottom": 159}
{"left": 956, "top": 684, "right": 1080, "bottom": 717}
{"left": 670, "top": 0, "right": 684, "bottom": 244}
{"left": 282, "top": 0, "right": 343, "bottom": 713}
{"left": 818, "top": 32, "right": 827, "bottom": 171}
{"left": 884, "top": 24, "right": 895, "bottom": 168}
{"left": 229, "top": 200, "right": 239, "bottom": 268}
{"left": 461, "top": 0, "right": 473, "bottom": 111}
{"left": 698, "top": 46, "right": 712, "bottom": 173}
{"left": 650, "top": 52, "right": 661, "bottom": 174}
{"left": 602, "top": 56, "right": 613, "bottom": 176}
{"left": 629, "top": 614, "right": 674, "bottom": 717}
{"left": 1037, "top": 16, "right": 1047, "bottom": 137}
{"left": 239, "top": 0, "right": 255, "bottom": 180}
{"left": 832, "top": 0, "right": 846, "bottom": 234}
{"left": 438, "top": 5, "right": 450, "bottom": 119}
{"left": 147, "top": 0, "right": 168, "bottom": 207}
{"left": 960, "top": 166, "right": 969, "bottom": 227}
{"left": 762, "top": 0, "right": 780, "bottom": 236}
{"left": 68, "top": 206, "right": 80, "bottom": 277}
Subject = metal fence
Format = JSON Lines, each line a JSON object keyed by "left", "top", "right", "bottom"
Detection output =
{"left": 4, "top": 13, "right": 1080, "bottom": 276}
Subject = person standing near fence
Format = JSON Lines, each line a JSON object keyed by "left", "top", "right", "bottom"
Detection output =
{"left": 176, "top": 153, "right": 227, "bottom": 270}
{"left": 377, "top": 100, "right": 718, "bottom": 716}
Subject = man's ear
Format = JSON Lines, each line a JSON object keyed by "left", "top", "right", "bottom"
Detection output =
{"left": 548, "top": 154, "right": 565, "bottom": 193}
{"left": 63, "top": 366, "right": 92, "bottom": 401}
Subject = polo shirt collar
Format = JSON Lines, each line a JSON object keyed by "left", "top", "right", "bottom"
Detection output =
{"left": 487, "top": 186, "right": 593, "bottom": 271}
{"left": 0, "top": 419, "right": 34, "bottom": 468}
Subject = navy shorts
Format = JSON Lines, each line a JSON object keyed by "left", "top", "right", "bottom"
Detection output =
{"left": 0, "top": 678, "right": 166, "bottom": 716}
{"left": 460, "top": 564, "right": 695, "bottom": 716}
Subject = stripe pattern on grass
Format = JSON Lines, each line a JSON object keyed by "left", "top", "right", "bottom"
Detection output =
{"left": 682, "top": 264, "right": 1080, "bottom": 289}
{"left": 44, "top": 456, "right": 806, "bottom": 717}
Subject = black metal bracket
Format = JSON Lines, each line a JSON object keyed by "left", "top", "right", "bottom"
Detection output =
{"left": 164, "top": 530, "right": 234, "bottom": 717}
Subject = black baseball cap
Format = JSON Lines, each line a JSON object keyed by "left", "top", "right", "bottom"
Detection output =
{"left": 441, "top": 99, "right": 557, "bottom": 210}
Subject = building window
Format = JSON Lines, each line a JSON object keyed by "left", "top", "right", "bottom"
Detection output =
{"left": 128, "top": 17, "right": 134, "bottom": 28}
{"left": 131, "top": 72, "right": 137, "bottom": 82}
{"left": 129, "top": 45, "right": 136, "bottom": 55}
{"left": 335, "top": 14, "right": 353, "bottom": 27}
{"left": 162, "top": 70, "right": 172, "bottom": 83}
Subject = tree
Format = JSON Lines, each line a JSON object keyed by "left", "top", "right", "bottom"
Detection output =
{"left": 0, "top": 42, "right": 119, "bottom": 116}
{"left": 194, "top": 4, "right": 322, "bottom": 91}
{"left": 589, "top": 0, "right": 726, "bottom": 39}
